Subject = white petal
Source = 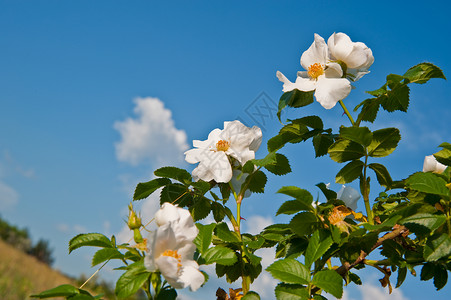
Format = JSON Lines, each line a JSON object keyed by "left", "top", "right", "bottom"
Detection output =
{"left": 276, "top": 71, "right": 297, "bottom": 92}
{"left": 337, "top": 185, "right": 360, "bottom": 211}
{"left": 155, "top": 256, "right": 185, "bottom": 289}
{"left": 327, "top": 32, "right": 354, "bottom": 61}
{"left": 179, "top": 264, "right": 205, "bottom": 291}
{"left": 192, "top": 128, "right": 222, "bottom": 149}
{"left": 249, "top": 126, "right": 263, "bottom": 152}
{"left": 423, "top": 155, "right": 447, "bottom": 173}
{"left": 144, "top": 231, "right": 157, "bottom": 272}
{"left": 325, "top": 62, "right": 343, "bottom": 78}
{"left": 291, "top": 76, "right": 317, "bottom": 91}
{"left": 184, "top": 148, "right": 205, "bottom": 164}
{"left": 192, "top": 151, "right": 233, "bottom": 183}
{"left": 155, "top": 203, "right": 180, "bottom": 227}
{"left": 314, "top": 77, "right": 351, "bottom": 109}
{"left": 153, "top": 224, "right": 177, "bottom": 257}
{"left": 343, "top": 42, "right": 373, "bottom": 69}
{"left": 300, "top": 33, "right": 328, "bottom": 70}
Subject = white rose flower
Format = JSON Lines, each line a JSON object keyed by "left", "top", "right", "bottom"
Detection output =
{"left": 423, "top": 155, "right": 447, "bottom": 173}
{"left": 327, "top": 32, "right": 374, "bottom": 81}
{"left": 144, "top": 223, "right": 204, "bottom": 291}
{"left": 155, "top": 203, "right": 198, "bottom": 243}
{"left": 277, "top": 33, "right": 351, "bottom": 109}
{"left": 337, "top": 185, "right": 360, "bottom": 211}
{"left": 184, "top": 120, "right": 262, "bottom": 183}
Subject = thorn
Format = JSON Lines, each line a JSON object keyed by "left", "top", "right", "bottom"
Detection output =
{"left": 240, "top": 217, "right": 246, "bottom": 221}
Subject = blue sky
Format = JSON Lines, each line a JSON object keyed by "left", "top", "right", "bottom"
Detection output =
{"left": 0, "top": 1, "right": 450, "bottom": 299}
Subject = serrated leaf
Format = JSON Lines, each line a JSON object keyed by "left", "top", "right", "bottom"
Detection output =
{"left": 312, "top": 133, "right": 334, "bottom": 157}
{"left": 292, "top": 115, "right": 324, "bottom": 129}
{"left": 268, "top": 132, "right": 301, "bottom": 152}
{"left": 69, "top": 233, "right": 112, "bottom": 254}
{"left": 328, "top": 139, "right": 365, "bottom": 163}
{"left": 215, "top": 222, "right": 240, "bottom": 243}
{"left": 266, "top": 259, "right": 310, "bottom": 284}
{"left": 367, "top": 128, "right": 400, "bottom": 157}
{"left": 277, "top": 200, "right": 314, "bottom": 216}
{"left": 31, "top": 284, "right": 80, "bottom": 298}
{"left": 403, "top": 62, "right": 446, "bottom": 84}
{"left": 304, "top": 230, "right": 333, "bottom": 268}
{"left": 265, "top": 153, "right": 292, "bottom": 175}
{"left": 406, "top": 172, "right": 450, "bottom": 197}
{"left": 274, "top": 283, "right": 309, "bottom": 300}
{"left": 278, "top": 186, "right": 314, "bottom": 203}
{"left": 289, "top": 212, "right": 318, "bottom": 237}
{"left": 160, "top": 183, "right": 192, "bottom": 206}
{"left": 246, "top": 170, "right": 267, "bottom": 193}
{"left": 92, "top": 248, "right": 123, "bottom": 266}
{"left": 115, "top": 261, "right": 150, "bottom": 299}
{"left": 211, "top": 201, "right": 226, "bottom": 222}
{"left": 253, "top": 152, "right": 277, "bottom": 167}
{"left": 154, "top": 166, "right": 192, "bottom": 184}
{"left": 203, "top": 246, "right": 238, "bottom": 265}
{"left": 355, "top": 98, "right": 381, "bottom": 124}
{"left": 194, "top": 223, "right": 215, "bottom": 254}
{"left": 189, "top": 196, "right": 211, "bottom": 221}
{"left": 339, "top": 126, "right": 373, "bottom": 147}
{"left": 311, "top": 270, "right": 343, "bottom": 298}
{"left": 335, "top": 160, "right": 364, "bottom": 184}
{"left": 133, "top": 178, "right": 171, "bottom": 201}
{"left": 380, "top": 84, "right": 410, "bottom": 112}
{"left": 401, "top": 213, "right": 446, "bottom": 233}
{"left": 368, "top": 163, "right": 393, "bottom": 188}
{"left": 424, "top": 234, "right": 451, "bottom": 261}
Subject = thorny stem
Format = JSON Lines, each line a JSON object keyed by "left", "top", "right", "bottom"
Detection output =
{"left": 339, "top": 100, "right": 355, "bottom": 126}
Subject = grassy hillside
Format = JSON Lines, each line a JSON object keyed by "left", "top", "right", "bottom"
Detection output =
{"left": 0, "top": 238, "right": 74, "bottom": 299}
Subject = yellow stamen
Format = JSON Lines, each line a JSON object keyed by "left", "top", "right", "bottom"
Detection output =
{"left": 308, "top": 63, "right": 324, "bottom": 80}
{"left": 162, "top": 249, "right": 182, "bottom": 268}
{"left": 216, "top": 140, "right": 230, "bottom": 152}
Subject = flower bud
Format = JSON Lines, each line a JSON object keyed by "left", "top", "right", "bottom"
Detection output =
{"left": 127, "top": 203, "right": 142, "bottom": 230}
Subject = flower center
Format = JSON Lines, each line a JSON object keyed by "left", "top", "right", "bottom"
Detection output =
{"left": 308, "top": 63, "right": 324, "bottom": 80}
{"left": 162, "top": 249, "right": 182, "bottom": 268}
{"left": 216, "top": 140, "right": 230, "bottom": 152}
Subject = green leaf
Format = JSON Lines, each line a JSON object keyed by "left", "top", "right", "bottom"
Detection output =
{"left": 355, "top": 98, "right": 380, "bottom": 124}
{"left": 368, "top": 163, "right": 393, "bottom": 188}
{"left": 266, "top": 259, "right": 310, "bottom": 284}
{"left": 406, "top": 172, "right": 450, "bottom": 198}
{"left": 311, "top": 270, "right": 343, "bottom": 298}
{"left": 268, "top": 132, "right": 300, "bottom": 152}
{"left": 274, "top": 283, "right": 309, "bottom": 300}
{"left": 424, "top": 234, "right": 451, "bottom": 261}
{"left": 278, "top": 90, "right": 314, "bottom": 120}
{"left": 277, "top": 200, "right": 314, "bottom": 215}
{"left": 211, "top": 201, "right": 226, "bottom": 222}
{"left": 367, "top": 128, "right": 400, "bottom": 157}
{"left": 203, "top": 246, "right": 238, "bottom": 265}
{"left": 242, "top": 291, "right": 261, "bottom": 300}
{"left": 133, "top": 178, "right": 171, "bottom": 200}
{"left": 401, "top": 213, "right": 446, "bottom": 233}
{"left": 265, "top": 153, "right": 292, "bottom": 176}
{"left": 420, "top": 263, "right": 435, "bottom": 281}
{"left": 292, "top": 115, "right": 323, "bottom": 129}
{"left": 246, "top": 170, "right": 267, "bottom": 193}
{"left": 154, "top": 166, "right": 192, "bottom": 184}
{"left": 380, "top": 84, "right": 410, "bottom": 112}
{"left": 253, "top": 152, "right": 277, "bottom": 167}
{"left": 396, "top": 267, "right": 407, "bottom": 288}
{"left": 156, "top": 289, "right": 177, "bottom": 300}
{"left": 434, "top": 148, "right": 451, "bottom": 166}
{"left": 69, "top": 233, "right": 112, "bottom": 254}
{"left": 194, "top": 223, "right": 216, "bottom": 254}
{"left": 304, "top": 230, "right": 333, "bottom": 269}
{"left": 316, "top": 182, "right": 337, "bottom": 201}
{"left": 92, "top": 248, "right": 123, "bottom": 266}
{"left": 160, "top": 183, "right": 192, "bottom": 206}
{"left": 215, "top": 222, "right": 241, "bottom": 243}
{"left": 403, "top": 62, "right": 446, "bottom": 84}
{"left": 115, "top": 261, "right": 150, "bottom": 299}
{"left": 434, "top": 265, "right": 448, "bottom": 290}
{"left": 339, "top": 126, "right": 373, "bottom": 147}
{"left": 312, "top": 134, "right": 334, "bottom": 157}
{"left": 335, "top": 160, "right": 364, "bottom": 184}
{"left": 328, "top": 140, "right": 365, "bottom": 163}
{"left": 31, "top": 284, "right": 80, "bottom": 298}
{"left": 189, "top": 196, "right": 211, "bottom": 221}
{"left": 289, "top": 212, "right": 318, "bottom": 237}
{"left": 277, "top": 186, "right": 314, "bottom": 203}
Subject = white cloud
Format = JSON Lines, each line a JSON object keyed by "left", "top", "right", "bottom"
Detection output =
{"left": 250, "top": 247, "right": 278, "bottom": 298}
{"left": 357, "top": 282, "right": 408, "bottom": 300}
{"left": 244, "top": 215, "right": 273, "bottom": 235}
{"left": 0, "top": 181, "right": 19, "bottom": 210}
{"left": 114, "top": 97, "right": 189, "bottom": 167}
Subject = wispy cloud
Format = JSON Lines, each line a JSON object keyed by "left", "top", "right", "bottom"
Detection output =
{"left": 114, "top": 97, "right": 189, "bottom": 167}
{"left": 0, "top": 181, "right": 19, "bottom": 211}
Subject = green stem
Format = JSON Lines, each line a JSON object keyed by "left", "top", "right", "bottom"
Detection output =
{"left": 362, "top": 155, "right": 374, "bottom": 225}
{"left": 339, "top": 100, "right": 355, "bottom": 126}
